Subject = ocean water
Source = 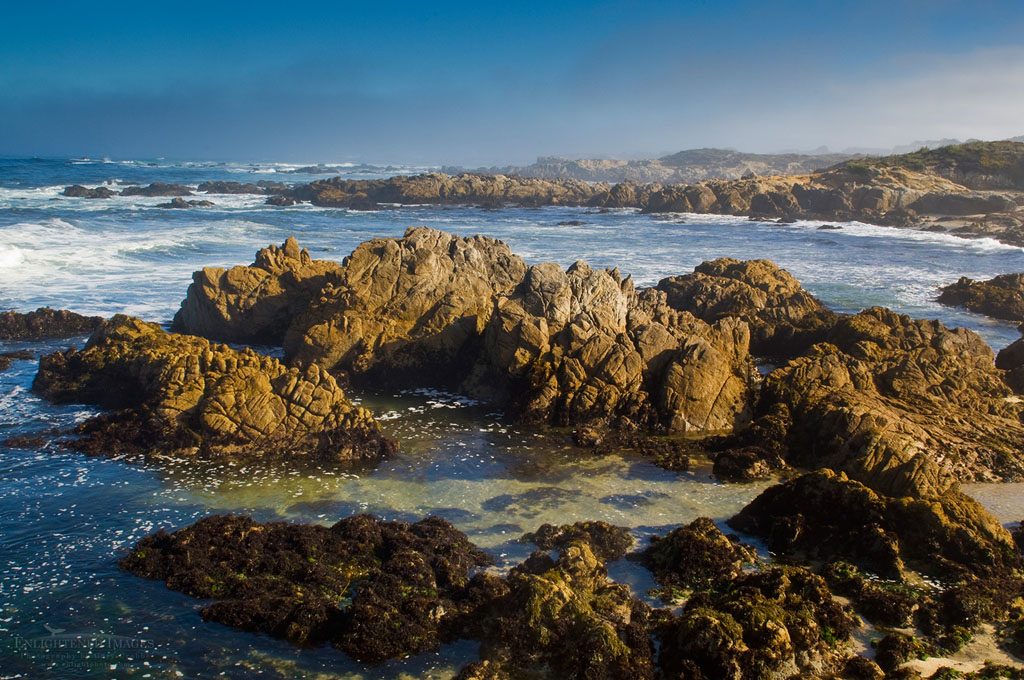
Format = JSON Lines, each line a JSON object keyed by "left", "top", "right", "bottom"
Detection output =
{"left": 1, "top": 158, "right": 1023, "bottom": 678}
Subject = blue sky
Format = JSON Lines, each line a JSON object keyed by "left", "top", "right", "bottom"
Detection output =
{"left": 2, "top": 0, "right": 1023, "bottom": 164}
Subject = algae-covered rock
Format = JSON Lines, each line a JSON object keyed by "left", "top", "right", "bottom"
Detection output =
{"left": 0, "top": 307, "right": 103, "bottom": 340}
{"left": 34, "top": 315, "right": 394, "bottom": 461}
{"left": 639, "top": 517, "right": 756, "bottom": 591}
{"left": 521, "top": 521, "right": 634, "bottom": 562}
{"left": 938, "top": 273, "right": 1024, "bottom": 322}
{"left": 173, "top": 237, "right": 343, "bottom": 344}
{"left": 729, "top": 469, "right": 1020, "bottom": 580}
{"left": 121, "top": 514, "right": 491, "bottom": 661}
{"left": 657, "top": 258, "right": 836, "bottom": 357}
{"left": 658, "top": 566, "right": 856, "bottom": 680}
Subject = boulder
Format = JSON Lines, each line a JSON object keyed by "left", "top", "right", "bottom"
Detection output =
{"left": 639, "top": 517, "right": 756, "bottom": 590}
{"left": 521, "top": 521, "right": 634, "bottom": 562}
{"left": 33, "top": 315, "right": 394, "bottom": 461}
{"left": 728, "top": 469, "right": 1019, "bottom": 580}
{"left": 466, "top": 261, "right": 756, "bottom": 432}
{"left": 121, "top": 514, "right": 490, "bottom": 661}
{"left": 284, "top": 227, "right": 528, "bottom": 386}
{"left": 172, "top": 237, "right": 342, "bottom": 344}
{"left": 62, "top": 184, "right": 116, "bottom": 199}
{"left": 0, "top": 307, "right": 103, "bottom": 340}
{"left": 119, "top": 182, "right": 193, "bottom": 197}
{"left": 938, "top": 273, "right": 1024, "bottom": 322}
{"left": 750, "top": 307, "right": 1024, "bottom": 496}
{"left": 656, "top": 258, "right": 837, "bottom": 356}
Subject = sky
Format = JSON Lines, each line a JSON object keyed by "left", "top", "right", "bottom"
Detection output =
{"left": 1, "top": 0, "right": 1023, "bottom": 165}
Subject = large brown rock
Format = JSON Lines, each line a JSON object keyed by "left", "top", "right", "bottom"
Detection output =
{"left": 172, "top": 237, "right": 342, "bottom": 344}
{"left": 284, "top": 227, "right": 528, "bottom": 386}
{"left": 656, "top": 258, "right": 836, "bottom": 356}
{"left": 937, "top": 273, "right": 1024, "bottom": 322}
{"left": 466, "top": 260, "right": 756, "bottom": 432}
{"left": 729, "top": 469, "right": 1019, "bottom": 580}
{"left": 0, "top": 307, "right": 103, "bottom": 340}
{"left": 997, "top": 330, "right": 1024, "bottom": 392}
{"left": 751, "top": 307, "right": 1024, "bottom": 496}
{"left": 33, "top": 315, "right": 394, "bottom": 461}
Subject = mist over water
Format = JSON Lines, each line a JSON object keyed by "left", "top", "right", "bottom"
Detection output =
{"left": 2, "top": 158, "right": 1023, "bottom": 677}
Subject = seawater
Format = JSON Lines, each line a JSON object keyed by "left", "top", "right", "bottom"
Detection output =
{"left": 1, "top": 158, "right": 1023, "bottom": 678}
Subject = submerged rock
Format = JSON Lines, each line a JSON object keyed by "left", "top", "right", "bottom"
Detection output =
{"left": 156, "top": 197, "right": 215, "bottom": 209}
{"left": 656, "top": 258, "right": 836, "bottom": 357}
{"left": 119, "top": 182, "right": 193, "bottom": 197}
{"left": 749, "top": 308, "right": 1024, "bottom": 497}
{"left": 121, "top": 514, "right": 490, "bottom": 661}
{"left": 938, "top": 273, "right": 1024, "bottom": 322}
{"left": 33, "top": 315, "right": 394, "bottom": 461}
{"left": 173, "top": 237, "right": 343, "bottom": 344}
{"left": 0, "top": 307, "right": 103, "bottom": 340}
{"left": 62, "top": 184, "right": 116, "bottom": 198}
{"left": 728, "top": 469, "right": 1020, "bottom": 580}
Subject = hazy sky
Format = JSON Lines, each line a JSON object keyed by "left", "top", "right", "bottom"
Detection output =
{"left": 2, "top": 0, "right": 1023, "bottom": 164}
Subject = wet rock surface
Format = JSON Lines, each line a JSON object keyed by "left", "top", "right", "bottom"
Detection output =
{"left": 173, "top": 237, "right": 343, "bottom": 344}
{"left": 521, "top": 520, "right": 634, "bottom": 562}
{"left": 938, "top": 273, "right": 1024, "bottom": 322}
{"left": 33, "top": 315, "right": 394, "bottom": 461}
{"left": 0, "top": 350, "right": 33, "bottom": 372}
{"left": 0, "top": 307, "right": 103, "bottom": 340}
{"left": 639, "top": 517, "right": 756, "bottom": 591}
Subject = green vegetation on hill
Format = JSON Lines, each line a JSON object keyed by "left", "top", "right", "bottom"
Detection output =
{"left": 834, "top": 141, "right": 1024, "bottom": 189}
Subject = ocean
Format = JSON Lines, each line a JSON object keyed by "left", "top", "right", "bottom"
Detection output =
{"left": 1, "top": 157, "right": 1022, "bottom": 678}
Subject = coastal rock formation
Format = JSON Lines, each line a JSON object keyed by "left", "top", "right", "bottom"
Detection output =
{"left": 119, "top": 182, "right": 193, "bottom": 197}
{"left": 728, "top": 469, "right": 1020, "bottom": 580}
{"left": 658, "top": 565, "right": 856, "bottom": 680}
{"left": 62, "top": 184, "right": 116, "bottom": 198}
{"left": 938, "top": 273, "right": 1024, "bottom": 322}
{"left": 121, "top": 514, "right": 490, "bottom": 661}
{"left": 197, "top": 180, "right": 287, "bottom": 194}
{"left": 747, "top": 307, "right": 1024, "bottom": 496}
{"left": 521, "top": 521, "right": 634, "bottom": 562}
{"left": 34, "top": 315, "right": 394, "bottom": 461}
{"left": 469, "top": 540, "right": 656, "bottom": 679}
{"left": 639, "top": 517, "right": 756, "bottom": 590}
{"left": 0, "top": 350, "right": 33, "bottom": 372}
{"left": 656, "top": 258, "right": 836, "bottom": 356}
{"left": 997, "top": 329, "right": 1024, "bottom": 393}
{"left": 156, "top": 197, "right": 215, "bottom": 209}
{"left": 0, "top": 307, "right": 103, "bottom": 340}
{"left": 285, "top": 228, "right": 528, "bottom": 385}
{"left": 173, "top": 237, "right": 342, "bottom": 344}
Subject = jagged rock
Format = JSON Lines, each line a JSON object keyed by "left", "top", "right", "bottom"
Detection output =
{"left": 749, "top": 307, "right": 1024, "bottom": 497}
{"left": 119, "top": 182, "right": 193, "bottom": 197}
{"left": 33, "top": 315, "right": 394, "bottom": 461}
{"left": 471, "top": 541, "right": 656, "bottom": 679}
{"left": 120, "top": 514, "right": 490, "bottom": 661}
{"left": 938, "top": 273, "right": 1024, "bottom": 322}
{"left": 284, "top": 228, "right": 528, "bottom": 385}
{"left": 728, "top": 469, "right": 1020, "bottom": 580}
{"left": 0, "top": 350, "right": 33, "bottom": 372}
{"left": 62, "top": 184, "right": 116, "bottom": 198}
{"left": 712, "top": 447, "right": 782, "bottom": 481}
{"left": 0, "top": 307, "right": 103, "bottom": 340}
{"left": 639, "top": 517, "right": 756, "bottom": 591}
{"left": 266, "top": 195, "right": 297, "bottom": 206}
{"left": 658, "top": 565, "right": 856, "bottom": 680}
{"left": 656, "top": 258, "right": 837, "bottom": 356}
{"left": 173, "top": 237, "right": 342, "bottom": 344}
{"left": 465, "top": 259, "right": 756, "bottom": 432}
{"left": 521, "top": 521, "right": 634, "bottom": 562}
{"left": 156, "top": 197, "right": 215, "bottom": 209}
{"left": 821, "top": 561, "right": 918, "bottom": 628}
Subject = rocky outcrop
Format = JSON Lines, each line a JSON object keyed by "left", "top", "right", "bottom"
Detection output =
{"left": 33, "top": 315, "right": 394, "bottom": 461}
{"left": 197, "top": 180, "right": 287, "bottom": 194}
{"left": 285, "top": 228, "right": 528, "bottom": 385}
{"left": 729, "top": 469, "right": 1020, "bottom": 580}
{"left": 464, "top": 261, "right": 756, "bottom": 432}
{"left": 62, "top": 184, "right": 116, "bottom": 198}
{"left": 173, "top": 237, "right": 342, "bottom": 344}
{"left": 121, "top": 514, "right": 490, "bottom": 660}
{"left": 997, "top": 329, "right": 1024, "bottom": 393}
{"left": 0, "top": 350, "right": 33, "bottom": 372}
{"left": 119, "top": 182, "right": 193, "bottom": 197}
{"left": 0, "top": 307, "right": 103, "bottom": 340}
{"left": 521, "top": 521, "right": 634, "bottom": 562}
{"left": 639, "top": 517, "right": 756, "bottom": 590}
{"left": 938, "top": 273, "right": 1024, "bottom": 322}
{"left": 746, "top": 307, "right": 1024, "bottom": 497}
{"left": 156, "top": 197, "right": 214, "bottom": 209}
{"left": 656, "top": 258, "right": 836, "bottom": 356}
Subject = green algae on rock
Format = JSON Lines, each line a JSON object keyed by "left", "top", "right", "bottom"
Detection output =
{"left": 0, "top": 307, "right": 103, "bottom": 340}
{"left": 33, "top": 315, "right": 395, "bottom": 461}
